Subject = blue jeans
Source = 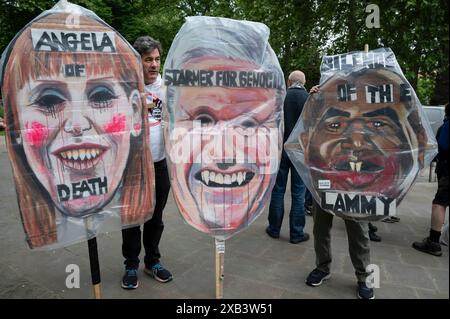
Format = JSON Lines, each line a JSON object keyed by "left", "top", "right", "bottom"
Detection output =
{"left": 305, "top": 188, "right": 312, "bottom": 209}
{"left": 267, "top": 151, "right": 306, "bottom": 240}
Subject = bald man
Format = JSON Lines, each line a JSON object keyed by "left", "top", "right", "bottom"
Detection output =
{"left": 266, "top": 70, "right": 310, "bottom": 244}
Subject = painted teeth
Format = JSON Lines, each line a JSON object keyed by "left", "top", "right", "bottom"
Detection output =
{"left": 237, "top": 172, "right": 243, "bottom": 185}
{"left": 350, "top": 162, "right": 355, "bottom": 171}
{"left": 60, "top": 148, "right": 102, "bottom": 161}
{"left": 200, "top": 170, "right": 250, "bottom": 186}
{"left": 349, "top": 161, "right": 363, "bottom": 172}
{"left": 201, "top": 171, "right": 210, "bottom": 185}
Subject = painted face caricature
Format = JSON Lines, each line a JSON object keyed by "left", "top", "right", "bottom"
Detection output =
{"left": 1, "top": 2, "right": 154, "bottom": 248}
{"left": 164, "top": 17, "right": 285, "bottom": 238}
{"left": 286, "top": 49, "right": 437, "bottom": 220}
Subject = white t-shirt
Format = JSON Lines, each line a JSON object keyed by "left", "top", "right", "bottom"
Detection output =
{"left": 144, "top": 74, "right": 165, "bottom": 162}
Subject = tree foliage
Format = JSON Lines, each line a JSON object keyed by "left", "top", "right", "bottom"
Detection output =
{"left": 0, "top": 0, "right": 448, "bottom": 104}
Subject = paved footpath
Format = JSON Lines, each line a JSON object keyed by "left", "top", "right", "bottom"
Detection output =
{"left": 0, "top": 141, "right": 448, "bottom": 299}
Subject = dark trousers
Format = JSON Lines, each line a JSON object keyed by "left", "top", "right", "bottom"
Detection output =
{"left": 313, "top": 201, "right": 370, "bottom": 282}
{"left": 122, "top": 159, "right": 171, "bottom": 269}
{"left": 267, "top": 151, "right": 306, "bottom": 240}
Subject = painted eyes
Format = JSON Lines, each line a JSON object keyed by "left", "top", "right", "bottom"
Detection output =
{"left": 328, "top": 122, "right": 341, "bottom": 130}
{"left": 241, "top": 118, "right": 258, "bottom": 128}
{"left": 367, "top": 120, "right": 385, "bottom": 128}
{"left": 32, "top": 86, "right": 118, "bottom": 114}
{"left": 33, "top": 89, "right": 66, "bottom": 115}
{"left": 88, "top": 86, "right": 117, "bottom": 109}
{"left": 327, "top": 120, "right": 387, "bottom": 132}
{"left": 195, "top": 114, "right": 215, "bottom": 125}
{"left": 194, "top": 113, "right": 259, "bottom": 129}
{"left": 36, "top": 94, "right": 65, "bottom": 107}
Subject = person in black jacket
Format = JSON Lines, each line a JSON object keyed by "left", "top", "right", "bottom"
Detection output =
{"left": 266, "top": 71, "right": 310, "bottom": 243}
{"left": 413, "top": 103, "right": 449, "bottom": 256}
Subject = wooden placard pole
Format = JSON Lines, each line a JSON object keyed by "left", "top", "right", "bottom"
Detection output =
{"left": 215, "top": 238, "right": 225, "bottom": 299}
{"left": 85, "top": 217, "right": 102, "bottom": 299}
{"left": 88, "top": 237, "right": 102, "bottom": 299}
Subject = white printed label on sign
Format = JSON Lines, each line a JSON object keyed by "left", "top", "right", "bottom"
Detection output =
{"left": 318, "top": 180, "right": 331, "bottom": 189}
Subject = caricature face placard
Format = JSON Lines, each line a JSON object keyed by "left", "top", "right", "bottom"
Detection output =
{"left": 285, "top": 48, "right": 437, "bottom": 221}
{"left": 0, "top": 0, "right": 154, "bottom": 248}
{"left": 163, "top": 17, "right": 285, "bottom": 239}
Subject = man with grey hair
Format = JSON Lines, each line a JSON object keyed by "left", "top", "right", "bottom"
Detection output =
{"left": 289, "top": 70, "right": 306, "bottom": 86}
{"left": 289, "top": 71, "right": 313, "bottom": 216}
{"left": 121, "top": 35, "right": 173, "bottom": 289}
{"left": 266, "top": 70, "right": 310, "bottom": 244}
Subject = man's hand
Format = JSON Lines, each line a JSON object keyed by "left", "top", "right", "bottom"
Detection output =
{"left": 309, "top": 85, "right": 320, "bottom": 94}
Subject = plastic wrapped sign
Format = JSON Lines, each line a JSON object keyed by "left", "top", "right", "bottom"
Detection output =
{"left": 285, "top": 48, "right": 437, "bottom": 221}
{"left": 163, "top": 16, "right": 285, "bottom": 239}
{"left": 0, "top": 0, "right": 154, "bottom": 249}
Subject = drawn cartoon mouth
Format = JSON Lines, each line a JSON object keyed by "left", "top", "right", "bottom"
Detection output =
{"left": 194, "top": 170, "right": 255, "bottom": 187}
{"left": 322, "top": 155, "right": 389, "bottom": 188}
{"left": 52, "top": 144, "right": 108, "bottom": 171}
{"left": 334, "top": 160, "right": 384, "bottom": 173}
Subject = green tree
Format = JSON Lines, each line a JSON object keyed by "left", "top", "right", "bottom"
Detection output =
{"left": 0, "top": 0, "right": 55, "bottom": 53}
{"left": 0, "top": 0, "right": 448, "bottom": 103}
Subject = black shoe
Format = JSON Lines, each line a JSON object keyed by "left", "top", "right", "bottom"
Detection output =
{"left": 382, "top": 216, "right": 400, "bottom": 223}
{"left": 121, "top": 268, "right": 139, "bottom": 289}
{"left": 144, "top": 263, "right": 173, "bottom": 283}
{"left": 412, "top": 237, "right": 442, "bottom": 256}
{"left": 265, "top": 226, "right": 279, "bottom": 239}
{"left": 369, "top": 231, "right": 381, "bottom": 242}
{"left": 305, "top": 268, "right": 331, "bottom": 287}
{"left": 357, "top": 281, "right": 375, "bottom": 299}
{"left": 368, "top": 223, "right": 378, "bottom": 232}
{"left": 290, "top": 233, "right": 310, "bottom": 244}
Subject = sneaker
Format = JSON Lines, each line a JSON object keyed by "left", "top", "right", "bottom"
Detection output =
{"left": 265, "top": 226, "right": 280, "bottom": 239}
{"left": 121, "top": 268, "right": 139, "bottom": 289}
{"left": 305, "top": 268, "right": 331, "bottom": 287}
{"left": 144, "top": 263, "right": 173, "bottom": 283}
{"left": 290, "top": 233, "right": 310, "bottom": 244}
{"left": 369, "top": 231, "right": 381, "bottom": 242}
{"left": 357, "top": 281, "right": 375, "bottom": 299}
{"left": 412, "top": 237, "right": 442, "bottom": 256}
